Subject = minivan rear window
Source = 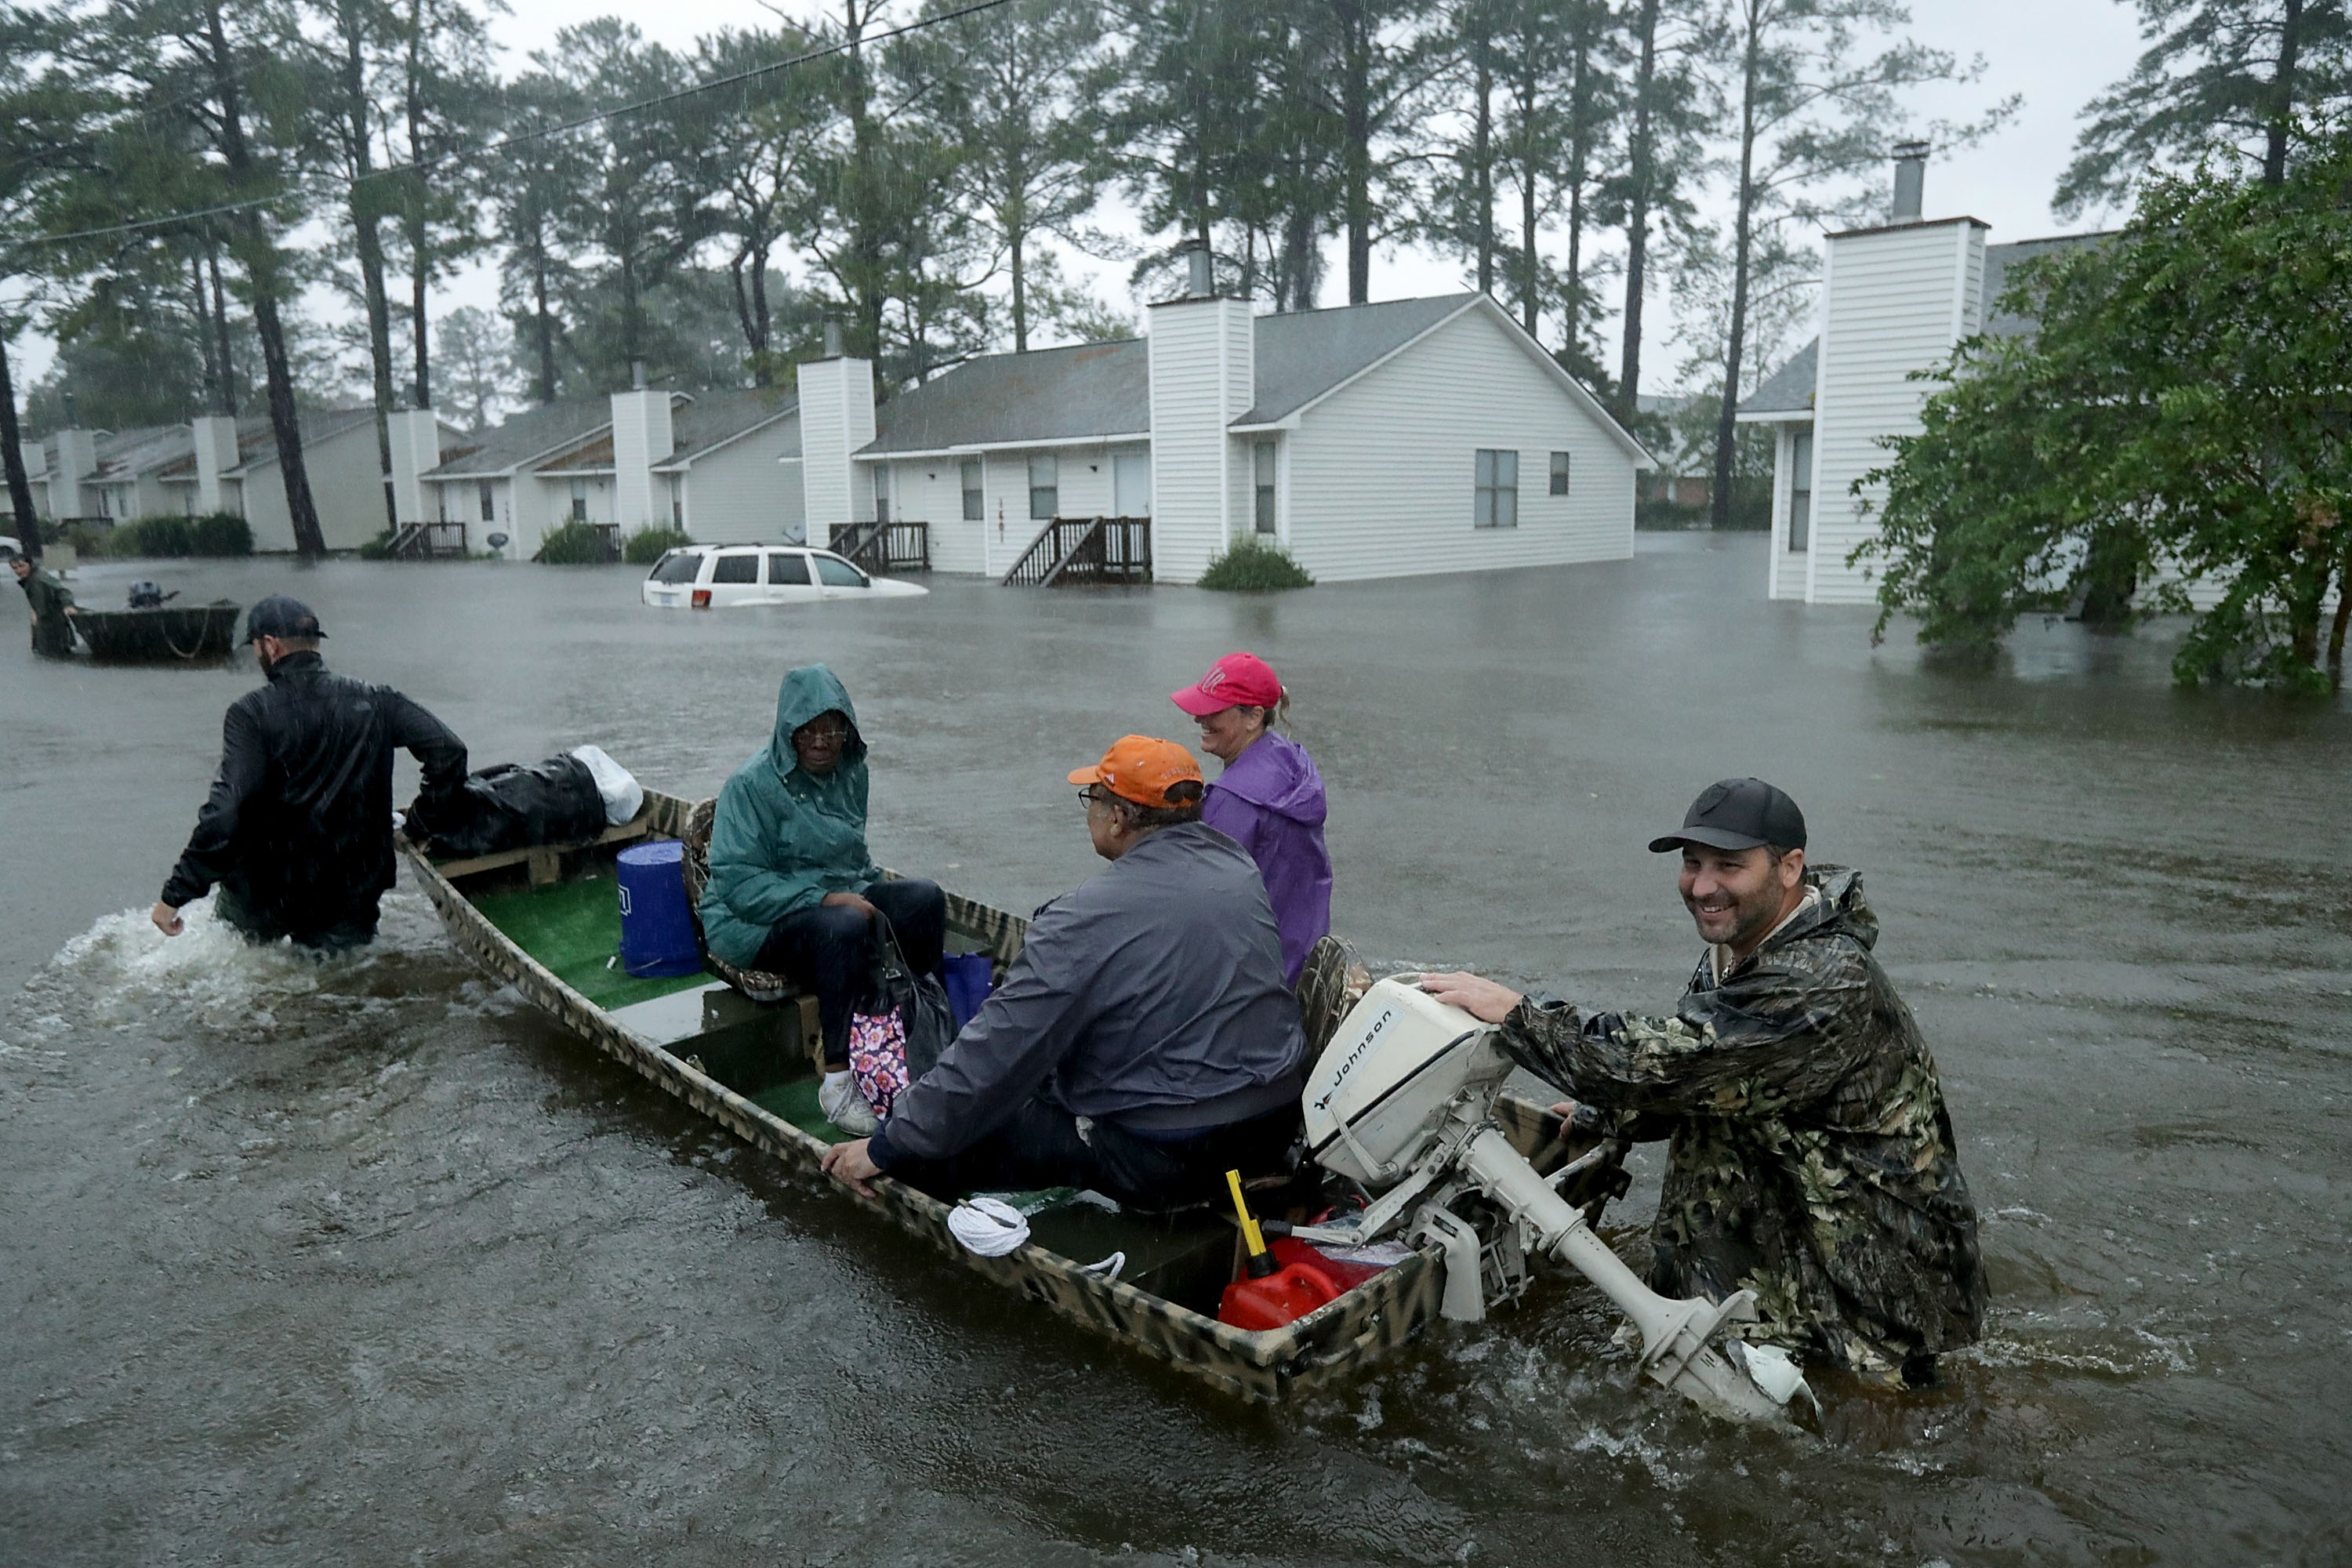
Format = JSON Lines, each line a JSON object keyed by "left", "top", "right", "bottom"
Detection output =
{"left": 711, "top": 553, "right": 760, "bottom": 584}
{"left": 651, "top": 552, "right": 703, "bottom": 584}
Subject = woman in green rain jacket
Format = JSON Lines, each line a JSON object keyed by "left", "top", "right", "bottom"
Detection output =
{"left": 700, "top": 665, "right": 945, "bottom": 1120}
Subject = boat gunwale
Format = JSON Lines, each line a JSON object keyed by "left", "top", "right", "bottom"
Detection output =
{"left": 399, "top": 786, "right": 1445, "bottom": 1401}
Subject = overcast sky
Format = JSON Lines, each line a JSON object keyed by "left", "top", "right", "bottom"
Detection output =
{"left": 17, "top": 0, "right": 2154, "bottom": 396}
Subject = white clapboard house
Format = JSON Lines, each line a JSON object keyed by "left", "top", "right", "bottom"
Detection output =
{"left": 419, "top": 387, "right": 803, "bottom": 559}
{"left": 802, "top": 265, "right": 1651, "bottom": 584}
{"left": 11, "top": 407, "right": 464, "bottom": 553}
{"left": 1739, "top": 148, "right": 2109, "bottom": 604}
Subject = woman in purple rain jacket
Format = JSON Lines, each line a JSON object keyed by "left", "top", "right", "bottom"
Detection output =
{"left": 1170, "top": 652, "right": 1334, "bottom": 986}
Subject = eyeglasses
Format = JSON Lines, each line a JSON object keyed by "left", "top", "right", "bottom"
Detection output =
{"left": 1078, "top": 786, "right": 1118, "bottom": 812}
{"left": 797, "top": 722, "right": 850, "bottom": 745}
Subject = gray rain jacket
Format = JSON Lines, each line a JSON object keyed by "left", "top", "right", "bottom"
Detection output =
{"left": 867, "top": 820, "right": 1305, "bottom": 1169}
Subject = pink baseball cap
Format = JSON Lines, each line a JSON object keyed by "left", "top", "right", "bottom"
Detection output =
{"left": 1170, "top": 652, "right": 1284, "bottom": 717}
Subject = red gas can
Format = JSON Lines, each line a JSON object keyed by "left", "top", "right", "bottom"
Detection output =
{"left": 1218, "top": 1253, "right": 1343, "bottom": 1331}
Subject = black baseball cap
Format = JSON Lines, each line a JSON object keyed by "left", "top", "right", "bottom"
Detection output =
{"left": 243, "top": 593, "right": 325, "bottom": 643}
{"left": 1648, "top": 777, "right": 1807, "bottom": 855}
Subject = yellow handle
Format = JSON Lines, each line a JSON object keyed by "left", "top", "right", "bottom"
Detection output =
{"left": 1225, "top": 1168, "right": 1269, "bottom": 1258}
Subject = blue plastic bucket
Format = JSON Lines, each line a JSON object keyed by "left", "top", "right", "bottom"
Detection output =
{"left": 942, "top": 951, "right": 995, "bottom": 1029}
{"left": 615, "top": 840, "right": 701, "bottom": 978}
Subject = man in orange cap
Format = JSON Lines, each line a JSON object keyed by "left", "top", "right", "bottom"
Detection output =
{"left": 821, "top": 736, "right": 1307, "bottom": 1207}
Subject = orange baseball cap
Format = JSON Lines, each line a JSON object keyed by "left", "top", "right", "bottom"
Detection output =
{"left": 1067, "top": 735, "right": 1204, "bottom": 808}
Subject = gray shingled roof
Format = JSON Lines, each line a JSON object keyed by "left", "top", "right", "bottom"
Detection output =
{"left": 421, "top": 399, "right": 615, "bottom": 479}
{"left": 860, "top": 294, "right": 1490, "bottom": 454}
{"left": 1982, "top": 232, "right": 2112, "bottom": 339}
{"left": 1235, "top": 294, "right": 1475, "bottom": 424}
{"left": 865, "top": 339, "right": 1149, "bottom": 454}
{"left": 91, "top": 424, "right": 194, "bottom": 480}
{"left": 1739, "top": 339, "right": 1817, "bottom": 418}
{"left": 659, "top": 387, "right": 799, "bottom": 466}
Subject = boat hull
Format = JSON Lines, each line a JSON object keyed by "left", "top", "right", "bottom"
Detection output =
{"left": 75, "top": 603, "right": 243, "bottom": 662}
{"left": 400, "top": 788, "right": 1452, "bottom": 1401}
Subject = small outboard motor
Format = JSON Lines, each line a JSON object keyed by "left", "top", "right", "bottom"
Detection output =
{"left": 126, "top": 580, "right": 178, "bottom": 610}
{"left": 1296, "top": 978, "right": 1807, "bottom": 1422}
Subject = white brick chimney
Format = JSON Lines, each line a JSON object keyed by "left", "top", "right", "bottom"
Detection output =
{"left": 1145, "top": 254, "right": 1254, "bottom": 584}
{"left": 385, "top": 408, "right": 442, "bottom": 525}
{"left": 191, "top": 416, "right": 240, "bottom": 514}
{"left": 51, "top": 428, "right": 98, "bottom": 519}
{"left": 797, "top": 350, "right": 877, "bottom": 540}
{"left": 609, "top": 376, "right": 676, "bottom": 533}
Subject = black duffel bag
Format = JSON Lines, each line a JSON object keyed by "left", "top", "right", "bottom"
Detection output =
{"left": 406, "top": 753, "right": 608, "bottom": 859}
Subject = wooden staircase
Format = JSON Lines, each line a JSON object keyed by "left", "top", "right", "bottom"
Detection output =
{"left": 999, "top": 517, "right": 1152, "bottom": 587}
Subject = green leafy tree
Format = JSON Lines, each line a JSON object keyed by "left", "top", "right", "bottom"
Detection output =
{"left": 2058, "top": 0, "right": 2352, "bottom": 213}
{"left": 1856, "top": 132, "right": 2352, "bottom": 690}
{"left": 918, "top": 0, "right": 1110, "bottom": 353}
{"left": 677, "top": 24, "right": 830, "bottom": 384}
{"left": 492, "top": 71, "right": 589, "bottom": 404}
{"left": 1700, "top": 0, "right": 2011, "bottom": 532}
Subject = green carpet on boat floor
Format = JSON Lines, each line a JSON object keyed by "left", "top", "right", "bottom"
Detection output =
{"left": 471, "top": 874, "right": 714, "bottom": 1011}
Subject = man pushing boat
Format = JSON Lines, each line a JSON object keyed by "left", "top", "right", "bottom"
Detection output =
{"left": 151, "top": 594, "right": 469, "bottom": 952}
{"left": 1421, "top": 779, "right": 1987, "bottom": 1388}
{"left": 821, "top": 735, "right": 1308, "bottom": 1209}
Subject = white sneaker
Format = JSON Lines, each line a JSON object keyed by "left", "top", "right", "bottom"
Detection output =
{"left": 818, "top": 1069, "right": 879, "bottom": 1136}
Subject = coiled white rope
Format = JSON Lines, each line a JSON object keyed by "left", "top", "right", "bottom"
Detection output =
{"left": 947, "top": 1196, "right": 1030, "bottom": 1257}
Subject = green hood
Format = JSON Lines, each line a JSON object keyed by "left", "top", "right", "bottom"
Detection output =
{"left": 766, "top": 662, "right": 866, "bottom": 780}
{"left": 699, "top": 663, "right": 882, "bottom": 967}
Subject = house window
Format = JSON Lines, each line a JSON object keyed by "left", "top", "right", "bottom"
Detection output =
{"left": 1788, "top": 431, "right": 1813, "bottom": 552}
{"left": 669, "top": 476, "right": 683, "bottom": 528}
{"left": 1254, "top": 441, "right": 1277, "bottom": 534}
{"left": 1473, "top": 449, "right": 1519, "bottom": 528}
{"left": 569, "top": 477, "right": 587, "bottom": 522}
{"left": 1548, "top": 451, "right": 1570, "bottom": 496}
{"left": 1029, "top": 453, "right": 1058, "bottom": 520}
{"left": 478, "top": 481, "right": 495, "bottom": 523}
{"left": 873, "top": 465, "right": 891, "bottom": 524}
{"left": 961, "top": 459, "right": 984, "bottom": 521}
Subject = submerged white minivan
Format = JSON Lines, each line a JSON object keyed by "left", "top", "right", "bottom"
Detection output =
{"left": 641, "top": 543, "right": 929, "bottom": 608}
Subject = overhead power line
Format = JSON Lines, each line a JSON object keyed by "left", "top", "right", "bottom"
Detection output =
{"left": 26, "top": 0, "right": 1021, "bottom": 249}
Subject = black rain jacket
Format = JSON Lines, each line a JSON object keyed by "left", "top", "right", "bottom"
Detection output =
{"left": 161, "top": 651, "right": 467, "bottom": 939}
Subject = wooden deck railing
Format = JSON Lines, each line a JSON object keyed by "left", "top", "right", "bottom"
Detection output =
{"left": 999, "top": 516, "right": 1152, "bottom": 587}
{"left": 828, "top": 521, "right": 931, "bottom": 573}
{"left": 389, "top": 521, "right": 470, "bottom": 559}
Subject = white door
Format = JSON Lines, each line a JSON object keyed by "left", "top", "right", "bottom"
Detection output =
{"left": 1113, "top": 451, "right": 1151, "bottom": 517}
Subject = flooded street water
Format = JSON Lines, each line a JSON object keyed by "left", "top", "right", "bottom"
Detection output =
{"left": 5, "top": 534, "right": 2349, "bottom": 1566}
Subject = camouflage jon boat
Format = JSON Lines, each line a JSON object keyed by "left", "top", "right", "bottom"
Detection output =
{"left": 400, "top": 784, "right": 1588, "bottom": 1401}
{"left": 74, "top": 601, "right": 243, "bottom": 662}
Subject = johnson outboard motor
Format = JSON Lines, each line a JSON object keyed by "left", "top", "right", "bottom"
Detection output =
{"left": 125, "top": 580, "right": 177, "bottom": 610}
{"left": 1294, "top": 978, "right": 1808, "bottom": 1423}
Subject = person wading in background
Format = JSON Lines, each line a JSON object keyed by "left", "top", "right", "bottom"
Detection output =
{"left": 152, "top": 594, "right": 469, "bottom": 952}
{"left": 1169, "top": 652, "right": 1333, "bottom": 986}
{"left": 1421, "top": 779, "right": 1987, "bottom": 1388}
{"left": 12, "top": 551, "right": 78, "bottom": 657}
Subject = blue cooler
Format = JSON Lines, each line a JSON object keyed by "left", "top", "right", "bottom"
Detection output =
{"left": 942, "top": 952, "right": 995, "bottom": 1029}
{"left": 615, "top": 840, "right": 701, "bottom": 978}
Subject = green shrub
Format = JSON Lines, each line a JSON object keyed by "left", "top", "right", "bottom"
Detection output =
{"left": 358, "top": 529, "right": 395, "bottom": 561}
{"left": 115, "top": 514, "right": 195, "bottom": 557}
{"left": 1198, "top": 537, "right": 1314, "bottom": 591}
{"left": 188, "top": 511, "right": 253, "bottom": 556}
{"left": 623, "top": 526, "right": 694, "bottom": 564}
{"left": 534, "top": 521, "right": 615, "bottom": 564}
{"left": 60, "top": 521, "right": 114, "bottom": 557}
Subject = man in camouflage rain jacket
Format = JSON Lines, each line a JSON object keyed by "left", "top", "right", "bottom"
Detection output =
{"left": 1424, "top": 779, "right": 1986, "bottom": 1385}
